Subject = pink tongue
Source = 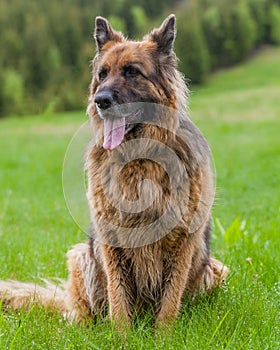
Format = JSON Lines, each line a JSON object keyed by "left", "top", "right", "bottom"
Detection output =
{"left": 103, "top": 118, "right": 126, "bottom": 150}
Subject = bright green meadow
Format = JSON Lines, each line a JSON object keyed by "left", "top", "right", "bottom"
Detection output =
{"left": 0, "top": 47, "right": 279, "bottom": 349}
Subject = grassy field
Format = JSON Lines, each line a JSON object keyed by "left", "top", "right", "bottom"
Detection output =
{"left": 0, "top": 46, "right": 279, "bottom": 349}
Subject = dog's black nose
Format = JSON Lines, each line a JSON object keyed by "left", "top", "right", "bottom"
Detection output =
{"left": 94, "top": 90, "right": 113, "bottom": 110}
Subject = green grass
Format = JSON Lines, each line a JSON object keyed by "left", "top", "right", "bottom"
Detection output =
{"left": 0, "top": 47, "right": 279, "bottom": 349}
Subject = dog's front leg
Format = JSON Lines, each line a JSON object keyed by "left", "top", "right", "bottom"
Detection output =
{"left": 101, "top": 246, "right": 134, "bottom": 329}
{"left": 156, "top": 240, "right": 194, "bottom": 326}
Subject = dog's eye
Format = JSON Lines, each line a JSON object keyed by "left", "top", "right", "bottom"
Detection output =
{"left": 98, "top": 68, "right": 108, "bottom": 81}
{"left": 124, "top": 65, "right": 140, "bottom": 78}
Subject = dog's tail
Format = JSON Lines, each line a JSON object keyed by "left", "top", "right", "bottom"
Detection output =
{"left": 0, "top": 279, "right": 67, "bottom": 313}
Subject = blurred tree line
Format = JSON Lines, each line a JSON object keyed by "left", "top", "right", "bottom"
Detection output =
{"left": 0, "top": 0, "right": 279, "bottom": 117}
{"left": 176, "top": 0, "right": 280, "bottom": 84}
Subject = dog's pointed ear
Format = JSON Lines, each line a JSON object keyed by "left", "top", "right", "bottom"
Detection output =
{"left": 94, "top": 17, "right": 123, "bottom": 52}
{"left": 149, "top": 14, "right": 176, "bottom": 55}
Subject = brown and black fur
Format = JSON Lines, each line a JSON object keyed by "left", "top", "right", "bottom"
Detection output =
{"left": 0, "top": 15, "right": 228, "bottom": 328}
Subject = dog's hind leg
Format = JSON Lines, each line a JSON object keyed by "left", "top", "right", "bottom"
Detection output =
{"left": 66, "top": 242, "right": 107, "bottom": 323}
{"left": 185, "top": 220, "right": 229, "bottom": 297}
{"left": 206, "top": 256, "right": 228, "bottom": 290}
{"left": 186, "top": 254, "right": 228, "bottom": 297}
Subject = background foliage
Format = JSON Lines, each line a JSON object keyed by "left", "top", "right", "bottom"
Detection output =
{"left": 0, "top": 0, "right": 280, "bottom": 117}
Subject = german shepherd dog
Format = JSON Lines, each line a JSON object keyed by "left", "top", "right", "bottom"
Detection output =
{"left": 0, "top": 15, "right": 228, "bottom": 329}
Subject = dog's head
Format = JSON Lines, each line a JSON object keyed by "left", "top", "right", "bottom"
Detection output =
{"left": 88, "top": 15, "right": 186, "bottom": 150}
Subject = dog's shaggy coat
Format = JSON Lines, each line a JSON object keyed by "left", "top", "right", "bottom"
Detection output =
{"left": 0, "top": 15, "right": 228, "bottom": 328}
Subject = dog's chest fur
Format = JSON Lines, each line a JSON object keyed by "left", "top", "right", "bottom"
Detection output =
{"left": 85, "top": 124, "right": 200, "bottom": 229}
